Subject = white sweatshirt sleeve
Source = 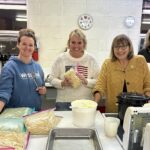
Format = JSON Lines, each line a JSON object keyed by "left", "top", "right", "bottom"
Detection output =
{"left": 48, "top": 55, "right": 64, "bottom": 89}
{"left": 86, "top": 55, "right": 100, "bottom": 88}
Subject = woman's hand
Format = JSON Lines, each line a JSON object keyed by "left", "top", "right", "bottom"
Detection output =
{"left": 61, "top": 77, "right": 72, "bottom": 87}
{"left": 94, "top": 92, "right": 101, "bottom": 103}
{"left": 0, "top": 101, "right": 5, "bottom": 113}
{"left": 36, "top": 86, "right": 47, "bottom": 95}
{"left": 145, "top": 91, "right": 150, "bottom": 97}
{"left": 76, "top": 73, "right": 87, "bottom": 85}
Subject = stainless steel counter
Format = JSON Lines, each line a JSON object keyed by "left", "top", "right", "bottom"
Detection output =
{"left": 27, "top": 111, "right": 124, "bottom": 150}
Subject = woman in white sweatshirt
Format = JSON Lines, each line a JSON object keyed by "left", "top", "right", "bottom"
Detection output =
{"left": 49, "top": 29, "right": 100, "bottom": 110}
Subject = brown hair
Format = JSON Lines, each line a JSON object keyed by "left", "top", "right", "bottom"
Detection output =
{"left": 17, "top": 28, "right": 36, "bottom": 47}
{"left": 110, "top": 34, "right": 134, "bottom": 61}
{"left": 67, "top": 29, "right": 87, "bottom": 49}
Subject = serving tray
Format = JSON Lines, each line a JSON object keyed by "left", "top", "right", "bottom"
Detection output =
{"left": 46, "top": 128, "right": 103, "bottom": 150}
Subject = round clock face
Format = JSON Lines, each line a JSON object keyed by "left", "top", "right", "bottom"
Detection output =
{"left": 78, "top": 14, "right": 93, "bottom": 30}
{"left": 124, "top": 16, "right": 135, "bottom": 28}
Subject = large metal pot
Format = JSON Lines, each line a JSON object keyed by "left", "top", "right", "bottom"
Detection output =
{"left": 117, "top": 92, "right": 150, "bottom": 122}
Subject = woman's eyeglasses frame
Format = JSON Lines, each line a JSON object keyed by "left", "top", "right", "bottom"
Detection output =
{"left": 114, "top": 45, "right": 129, "bottom": 51}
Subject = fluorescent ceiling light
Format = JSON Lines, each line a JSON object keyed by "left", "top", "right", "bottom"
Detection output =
{"left": 16, "top": 15, "right": 26, "bottom": 18}
{"left": 143, "top": 18, "right": 150, "bottom": 21}
{"left": 16, "top": 17, "right": 27, "bottom": 22}
{"left": 0, "top": 0, "right": 26, "bottom": 4}
{"left": 0, "top": 30, "right": 18, "bottom": 35}
{"left": 16, "top": 14, "right": 27, "bottom": 22}
{"left": 142, "top": 21, "right": 150, "bottom": 24}
{"left": 0, "top": 4, "right": 26, "bottom": 10}
{"left": 143, "top": 9, "right": 150, "bottom": 14}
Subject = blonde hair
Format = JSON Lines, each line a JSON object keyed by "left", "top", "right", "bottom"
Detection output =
{"left": 143, "top": 29, "right": 150, "bottom": 48}
{"left": 67, "top": 29, "right": 87, "bottom": 49}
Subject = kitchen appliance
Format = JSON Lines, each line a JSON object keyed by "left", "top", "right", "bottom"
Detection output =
{"left": 46, "top": 128, "right": 103, "bottom": 150}
{"left": 143, "top": 123, "right": 150, "bottom": 150}
{"left": 123, "top": 106, "right": 150, "bottom": 150}
{"left": 117, "top": 92, "right": 150, "bottom": 122}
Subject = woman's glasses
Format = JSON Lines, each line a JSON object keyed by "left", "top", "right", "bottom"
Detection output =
{"left": 114, "top": 45, "right": 128, "bottom": 51}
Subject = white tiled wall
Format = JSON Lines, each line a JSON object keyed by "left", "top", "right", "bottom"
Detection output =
{"left": 27, "top": 0, "right": 143, "bottom": 76}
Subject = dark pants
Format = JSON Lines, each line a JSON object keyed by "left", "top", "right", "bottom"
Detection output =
{"left": 55, "top": 102, "right": 71, "bottom": 111}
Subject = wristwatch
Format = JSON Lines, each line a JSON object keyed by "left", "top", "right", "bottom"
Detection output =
{"left": 78, "top": 14, "right": 93, "bottom": 30}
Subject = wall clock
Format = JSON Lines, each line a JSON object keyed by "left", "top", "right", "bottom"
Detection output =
{"left": 124, "top": 16, "right": 135, "bottom": 28}
{"left": 78, "top": 14, "right": 93, "bottom": 30}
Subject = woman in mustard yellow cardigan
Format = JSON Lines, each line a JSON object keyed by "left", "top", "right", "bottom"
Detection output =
{"left": 93, "top": 34, "right": 150, "bottom": 113}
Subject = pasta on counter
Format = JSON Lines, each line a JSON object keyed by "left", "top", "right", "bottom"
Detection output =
{"left": 0, "top": 131, "right": 29, "bottom": 150}
{"left": 0, "top": 107, "right": 34, "bottom": 118}
{"left": 24, "top": 109, "right": 62, "bottom": 135}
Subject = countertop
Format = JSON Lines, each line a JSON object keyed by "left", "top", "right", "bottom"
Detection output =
{"left": 27, "top": 111, "right": 124, "bottom": 150}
